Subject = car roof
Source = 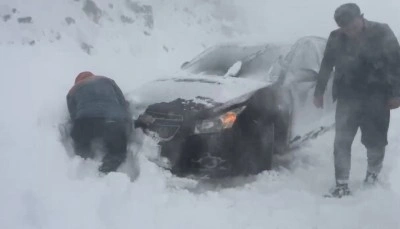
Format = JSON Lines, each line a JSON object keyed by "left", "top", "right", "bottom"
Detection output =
{"left": 184, "top": 36, "right": 327, "bottom": 68}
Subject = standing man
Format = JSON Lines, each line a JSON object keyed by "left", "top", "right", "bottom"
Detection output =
{"left": 314, "top": 3, "right": 400, "bottom": 197}
{"left": 67, "top": 71, "right": 132, "bottom": 174}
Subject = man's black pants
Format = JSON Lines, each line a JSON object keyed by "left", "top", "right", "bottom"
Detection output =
{"left": 333, "top": 92, "right": 390, "bottom": 183}
{"left": 70, "top": 118, "right": 129, "bottom": 173}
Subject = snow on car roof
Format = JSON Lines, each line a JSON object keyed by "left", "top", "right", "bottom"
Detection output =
{"left": 182, "top": 42, "right": 288, "bottom": 79}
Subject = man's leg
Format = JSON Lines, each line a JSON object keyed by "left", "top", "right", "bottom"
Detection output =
{"left": 365, "top": 146, "right": 385, "bottom": 180}
{"left": 326, "top": 99, "right": 361, "bottom": 197}
{"left": 333, "top": 99, "right": 360, "bottom": 185}
{"left": 70, "top": 119, "right": 93, "bottom": 159}
{"left": 99, "top": 120, "right": 128, "bottom": 173}
{"left": 360, "top": 93, "right": 390, "bottom": 182}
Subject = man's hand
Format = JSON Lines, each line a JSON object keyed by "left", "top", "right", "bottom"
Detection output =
{"left": 388, "top": 97, "right": 400, "bottom": 109}
{"left": 314, "top": 96, "right": 324, "bottom": 108}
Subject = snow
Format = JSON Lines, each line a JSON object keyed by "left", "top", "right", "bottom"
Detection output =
{"left": 1, "top": 0, "right": 400, "bottom": 229}
{"left": 127, "top": 74, "right": 268, "bottom": 109}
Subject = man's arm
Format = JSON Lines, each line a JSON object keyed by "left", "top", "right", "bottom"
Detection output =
{"left": 66, "top": 93, "right": 76, "bottom": 120}
{"left": 314, "top": 32, "right": 337, "bottom": 97}
{"left": 381, "top": 24, "right": 400, "bottom": 98}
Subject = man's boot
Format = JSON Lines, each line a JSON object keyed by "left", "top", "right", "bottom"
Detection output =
{"left": 99, "top": 155, "right": 124, "bottom": 174}
{"left": 364, "top": 171, "right": 378, "bottom": 186}
{"left": 325, "top": 182, "right": 351, "bottom": 198}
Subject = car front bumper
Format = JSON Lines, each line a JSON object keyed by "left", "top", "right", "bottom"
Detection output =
{"left": 159, "top": 128, "right": 239, "bottom": 178}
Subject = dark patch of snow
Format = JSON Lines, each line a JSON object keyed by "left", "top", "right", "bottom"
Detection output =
{"left": 121, "top": 15, "right": 134, "bottom": 24}
{"left": 65, "top": 17, "right": 76, "bottom": 25}
{"left": 82, "top": 0, "right": 102, "bottom": 24}
{"left": 3, "top": 14, "right": 11, "bottom": 22}
{"left": 18, "top": 16, "right": 32, "bottom": 24}
{"left": 80, "top": 42, "right": 93, "bottom": 54}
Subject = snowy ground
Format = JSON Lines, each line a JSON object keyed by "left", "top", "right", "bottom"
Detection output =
{"left": 2, "top": 1, "right": 400, "bottom": 229}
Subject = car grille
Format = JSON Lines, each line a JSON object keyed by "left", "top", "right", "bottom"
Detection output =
{"left": 139, "top": 111, "right": 183, "bottom": 141}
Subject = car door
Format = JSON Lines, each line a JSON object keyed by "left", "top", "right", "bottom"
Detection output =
{"left": 278, "top": 37, "right": 337, "bottom": 145}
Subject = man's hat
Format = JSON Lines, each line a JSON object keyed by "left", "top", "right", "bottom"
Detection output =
{"left": 75, "top": 71, "right": 94, "bottom": 84}
{"left": 334, "top": 3, "right": 362, "bottom": 27}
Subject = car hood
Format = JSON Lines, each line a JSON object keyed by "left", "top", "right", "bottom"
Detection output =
{"left": 127, "top": 74, "right": 269, "bottom": 117}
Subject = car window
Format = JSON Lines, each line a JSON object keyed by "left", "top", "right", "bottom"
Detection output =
{"left": 182, "top": 44, "right": 273, "bottom": 76}
{"left": 238, "top": 46, "right": 285, "bottom": 81}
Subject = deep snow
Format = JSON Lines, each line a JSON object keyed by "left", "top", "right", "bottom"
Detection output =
{"left": 2, "top": 1, "right": 400, "bottom": 229}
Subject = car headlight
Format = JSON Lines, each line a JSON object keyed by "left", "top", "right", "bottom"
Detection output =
{"left": 194, "top": 106, "right": 246, "bottom": 134}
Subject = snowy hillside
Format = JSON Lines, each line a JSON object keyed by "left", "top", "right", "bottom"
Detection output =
{"left": 0, "top": 0, "right": 245, "bottom": 68}
{"left": 2, "top": 0, "right": 400, "bottom": 229}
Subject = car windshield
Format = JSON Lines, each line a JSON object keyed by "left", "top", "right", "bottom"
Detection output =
{"left": 182, "top": 44, "right": 285, "bottom": 80}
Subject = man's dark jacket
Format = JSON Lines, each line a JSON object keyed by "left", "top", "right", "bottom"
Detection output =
{"left": 67, "top": 76, "right": 130, "bottom": 121}
{"left": 314, "top": 20, "right": 400, "bottom": 101}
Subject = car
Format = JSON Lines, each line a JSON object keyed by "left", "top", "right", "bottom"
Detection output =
{"left": 128, "top": 36, "right": 336, "bottom": 178}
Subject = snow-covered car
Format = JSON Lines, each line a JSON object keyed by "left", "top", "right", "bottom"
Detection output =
{"left": 129, "top": 36, "right": 336, "bottom": 178}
